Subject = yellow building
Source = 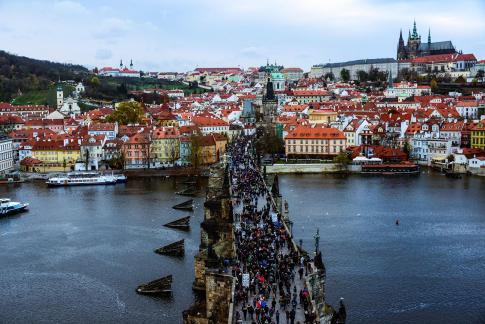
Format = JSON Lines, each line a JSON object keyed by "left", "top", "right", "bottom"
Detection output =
{"left": 31, "top": 141, "right": 80, "bottom": 172}
{"left": 194, "top": 134, "right": 228, "bottom": 165}
{"left": 471, "top": 122, "right": 485, "bottom": 150}
{"left": 308, "top": 109, "right": 338, "bottom": 125}
{"left": 151, "top": 127, "right": 180, "bottom": 166}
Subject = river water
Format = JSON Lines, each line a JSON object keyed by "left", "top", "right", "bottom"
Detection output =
{"left": 279, "top": 171, "right": 485, "bottom": 324}
{"left": 0, "top": 178, "right": 204, "bottom": 324}
{"left": 1, "top": 173, "right": 484, "bottom": 324}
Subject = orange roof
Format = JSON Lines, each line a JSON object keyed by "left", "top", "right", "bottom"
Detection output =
{"left": 286, "top": 126, "right": 345, "bottom": 140}
{"left": 293, "top": 90, "right": 330, "bottom": 96}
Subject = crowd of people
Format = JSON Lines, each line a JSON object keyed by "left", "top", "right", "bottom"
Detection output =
{"left": 227, "top": 137, "right": 317, "bottom": 324}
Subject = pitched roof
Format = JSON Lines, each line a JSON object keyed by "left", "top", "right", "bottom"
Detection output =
{"left": 286, "top": 126, "right": 346, "bottom": 140}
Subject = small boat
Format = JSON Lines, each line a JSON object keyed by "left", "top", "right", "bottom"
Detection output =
{"left": 164, "top": 216, "right": 190, "bottom": 231}
{"left": 0, "top": 198, "right": 29, "bottom": 216}
{"left": 46, "top": 172, "right": 117, "bottom": 187}
{"left": 136, "top": 275, "right": 173, "bottom": 295}
{"left": 172, "top": 199, "right": 193, "bottom": 211}
{"left": 154, "top": 239, "right": 185, "bottom": 256}
{"left": 114, "top": 174, "right": 128, "bottom": 183}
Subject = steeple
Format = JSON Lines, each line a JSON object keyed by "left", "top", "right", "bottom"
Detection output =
{"left": 398, "top": 29, "right": 404, "bottom": 46}
{"left": 412, "top": 19, "right": 418, "bottom": 39}
{"left": 428, "top": 28, "right": 431, "bottom": 44}
{"left": 408, "top": 29, "right": 411, "bottom": 41}
{"left": 130, "top": 59, "right": 133, "bottom": 69}
{"left": 120, "top": 59, "right": 123, "bottom": 69}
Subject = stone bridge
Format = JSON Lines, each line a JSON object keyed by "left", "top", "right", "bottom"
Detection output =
{"left": 184, "top": 148, "right": 346, "bottom": 324}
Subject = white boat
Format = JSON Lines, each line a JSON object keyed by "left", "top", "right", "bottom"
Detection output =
{"left": 0, "top": 198, "right": 29, "bottom": 216}
{"left": 46, "top": 172, "right": 117, "bottom": 187}
{"left": 114, "top": 174, "right": 127, "bottom": 183}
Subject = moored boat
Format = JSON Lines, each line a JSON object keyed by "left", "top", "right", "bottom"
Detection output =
{"left": 46, "top": 172, "right": 117, "bottom": 187}
{"left": 0, "top": 198, "right": 29, "bottom": 216}
{"left": 114, "top": 174, "right": 128, "bottom": 183}
{"left": 361, "top": 164, "right": 420, "bottom": 175}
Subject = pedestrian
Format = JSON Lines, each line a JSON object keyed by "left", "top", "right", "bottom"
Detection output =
{"left": 290, "top": 309, "right": 296, "bottom": 324}
{"left": 298, "top": 267, "right": 304, "bottom": 280}
{"left": 242, "top": 304, "right": 248, "bottom": 321}
{"left": 275, "top": 309, "right": 280, "bottom": 324}
{"left": 248, "top": 304, "right": 254, "bottom": 320}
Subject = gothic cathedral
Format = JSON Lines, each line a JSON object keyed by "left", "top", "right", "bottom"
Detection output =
{"left": 397, "top": 21, "right": 456, "bottom": 60}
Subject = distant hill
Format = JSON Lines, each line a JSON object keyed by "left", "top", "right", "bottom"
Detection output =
{"left": 0, "top": 50, "right": 90, "bottom": 103}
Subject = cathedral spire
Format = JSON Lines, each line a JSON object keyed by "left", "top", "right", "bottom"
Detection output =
{"left": 412, "top": 19, "right": 418, "bottom": 39}
{"left": 428, "top": 28, "right": 431, "bottom": 43}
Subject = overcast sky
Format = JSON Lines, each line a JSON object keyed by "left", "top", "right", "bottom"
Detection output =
{"left": 0, "top": 0, "right": 484, "bottom": 72}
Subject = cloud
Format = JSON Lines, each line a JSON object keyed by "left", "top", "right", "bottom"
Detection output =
{"left": 53, "top": 0, "right": 89, "bottom": 14}
{"left": 95, "top": 49, "right": 113, "bottom": 60}
{"left": 93, "top": 17, "right": 134, "bottom": 40}
{"left": 241, "top": 46, "right": 265, "bottom": 59}
{"left": 0, "top": 0, "right": 483, "bottom": 71}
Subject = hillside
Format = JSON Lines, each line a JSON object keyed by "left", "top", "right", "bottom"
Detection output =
{"left": 0, "top": 50, "right": 89, "bottom": 103}
{"left": 0, "top": 50, "right": 208, "bottom": 106}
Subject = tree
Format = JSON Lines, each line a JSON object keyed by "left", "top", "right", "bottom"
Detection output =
{"left": 455, "top": 76, "right": 466, "bottom": 84}
{"left": 90, "top": 76, "right": 100, "bottom": 88}
{"left": 85, "top": 149, "right": 90, "bottom": 171}
{"left": 333, "top": 152, "right": 350, "bottom": 170}
{"left": 324, "top": 72, "right": 335, "bottom": 81}
{"left": 106, "top": 101, "right": 144, "bottom": 125}
{"left": 190, "top": 135, "right": 202, "bottom": 170}
{"left": 476, "top": 70, "right": 484, "bottom": 79}
{"left": 357, "top": 70, "right": 369, "bottom": 82}
{"left": 340, "top": 69, "right": 350, "bottom": 82}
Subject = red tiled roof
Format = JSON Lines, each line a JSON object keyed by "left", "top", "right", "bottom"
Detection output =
{"left": 286, "top": 126, "right": 345, "bottom": 140}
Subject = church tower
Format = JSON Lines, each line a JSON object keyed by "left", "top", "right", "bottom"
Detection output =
{"left": 120, "top": 59, "right": 123, "bottom": 69}
{"left": 261, "top": 78, "right": 277, "bottom": 124}
{"left": 397, "top": 29, "right": 407, "bottom": 60}
{"left": 130, "top": 59, "right": 133, "bottom": 70}
{"left": 56, "top": 83, "right": 64, "bottom": 110}
{"left": 407, "top": 20, "right": 421, "bottom": 59}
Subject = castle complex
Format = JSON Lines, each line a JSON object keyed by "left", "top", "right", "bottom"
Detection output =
{"left": 397, "top": 21, "right": 457, "bottom": 60}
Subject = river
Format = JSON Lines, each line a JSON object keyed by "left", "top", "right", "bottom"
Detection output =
{"left": 279, "top": 171, "right": 485, "bottom": 324}
{"left": 1, "top": 173, "right": 484, "bottom": 323}
{"left": 0, "top": 178, "right": 204, "bottom": 324}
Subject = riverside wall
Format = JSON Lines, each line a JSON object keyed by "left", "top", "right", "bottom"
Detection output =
{"left": 265, "top": 163, "right": 341, "bottom": 174}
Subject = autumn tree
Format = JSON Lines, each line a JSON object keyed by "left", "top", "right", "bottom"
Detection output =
{"left": 106, "top": 101, "right": 144, "bottom": 125}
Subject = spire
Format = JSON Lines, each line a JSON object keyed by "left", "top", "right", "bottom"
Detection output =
{"left": 412, "top": 19, "right": 418, "bottom": 38}
{"left": 408, "top": 29, "right": 411, "bottom": 40}
{"left": 388, "top": 70, "right": 393, "bottom": 87}
{"left": 120, "top": 59, "right": 123, "bottom": 69}
{"left": 130, "top": 59, "right": 133, "bottom": 69}
{"left": 398, "top": 29, "right": 404, "bottom": 46}
{"left": 428, "top": 28, "right": 431, "bottom": 44}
